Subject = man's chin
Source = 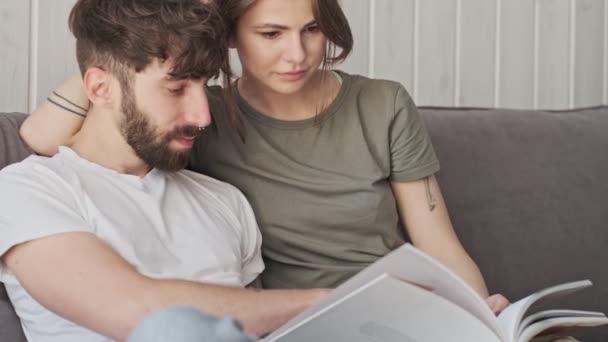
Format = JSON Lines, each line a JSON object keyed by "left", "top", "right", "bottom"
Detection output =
{"left": 144, "top": 151, "right": 191, "bottom": 171}
{"left": 168, "top": 145, "right": 193, "bottom": 154}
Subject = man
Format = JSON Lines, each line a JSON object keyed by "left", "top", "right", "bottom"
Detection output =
{"left": 0, "top": 1, "right": 325, "bottom": 341}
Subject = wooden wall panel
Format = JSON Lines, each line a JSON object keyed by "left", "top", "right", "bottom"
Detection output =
{"left": 573, "top": 0, "right": 604, "bottom": 108}
{"left": 0, "top": 1, "right": 30, "bottom": 113}
{"left": 372, "top": 0, "right": 415, "bottom": 93}
{"left": 458, "top": 0, "right": 496, "bottom": 107}
{"left": 498, "top": 0, "right": 535, "bottom": 109}
{"left": 536, "top": 0, "right": 571, "bottom": 110}
{"left": 33, "top": 0, "right": 79, "bottom": 108}
{"left": 416, "top": 0, "right": 457, "bottom": 107}
{"left": 340, "top": 0, "right": 371, "bottom": 76}
{"left": 605, "top": 0, "right": 608, "bottom": 105}
{"left": 1, "top": 0, "right": 607, "bottom": 111}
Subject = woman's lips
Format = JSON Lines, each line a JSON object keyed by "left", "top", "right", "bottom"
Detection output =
{"left": 279, "top": 70, "right": 307, "bottom": 81}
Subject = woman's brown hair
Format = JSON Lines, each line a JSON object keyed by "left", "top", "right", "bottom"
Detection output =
{"left": 219, "top": 0, "right": 353, "bottom": 69}
{"left": 219, "top": 0, "right": 353, "bottom": 125}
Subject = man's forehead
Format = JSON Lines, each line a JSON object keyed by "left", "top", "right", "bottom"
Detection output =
{"left": 148, "top": 58, "right": 209, "bottom": 82}
{"left": 138, "top": 59, "right": 180, "bottom": 81}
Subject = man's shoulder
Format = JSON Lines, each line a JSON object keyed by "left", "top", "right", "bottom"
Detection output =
{"left": 0, "top": 154, "right": 82, "bottom": 213}
{"left": 168, "top": 170, "right": 250, "bottom": 214}
{"left": 1, "top": 154, "right": 59, "bottom": 178}
{"left": 0, "top": 153, "right": 81, "bottom": 193}
{"left": 173, "top": 169, "right": 243, "bottom": 198}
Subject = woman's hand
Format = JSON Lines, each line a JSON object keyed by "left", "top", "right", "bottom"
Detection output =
{"left": 485, "top": 293, "right": 510, "bottom": 314}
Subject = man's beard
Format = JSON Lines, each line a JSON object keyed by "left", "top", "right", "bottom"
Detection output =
{"left": 119, "top": 86, "right": 201, "bottom": 171}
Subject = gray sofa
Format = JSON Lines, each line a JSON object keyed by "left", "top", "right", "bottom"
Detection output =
{"left": 1, "top": 108, "right": 607, "bottom": 341}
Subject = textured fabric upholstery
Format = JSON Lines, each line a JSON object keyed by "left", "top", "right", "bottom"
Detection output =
{"left": 420, "top": 106, "right": 608, "bottom": 341}
{"left": 0, "top": 112, "right": 29, "bottom": 342}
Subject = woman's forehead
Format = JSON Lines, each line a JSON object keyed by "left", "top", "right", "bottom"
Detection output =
{"left": 240, "top": 0, "right": 315, "bottom": 26}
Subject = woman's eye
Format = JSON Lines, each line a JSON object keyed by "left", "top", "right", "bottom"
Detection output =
{"left": 305, "top": 25, "right": 320, "bottom": 33}
{"left": 260, "top": 31, "right": 280, "bottom": 39}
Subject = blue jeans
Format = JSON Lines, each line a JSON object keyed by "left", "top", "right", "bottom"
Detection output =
{"left": 127, "top": 307, "right": 255, "bottom": 342}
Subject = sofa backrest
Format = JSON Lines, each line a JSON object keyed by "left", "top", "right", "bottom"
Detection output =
{"left": 420, "top": 106, "right": 608, "bottom": 340}
{"left": 0, "top": 112, "right": 30, "bottom": 341}
{"left": 2, "top": 109, "right": 608, "bottom": 340}
{"left": 0, "top": 113, "right": 31, "bottom": 167}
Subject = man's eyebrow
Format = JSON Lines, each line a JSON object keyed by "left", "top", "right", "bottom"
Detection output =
{"left": 162, "top": 76, "right": 183, "bottom": 83}
{"left": 253, "top": 19, "right": 316, "bottom": 30}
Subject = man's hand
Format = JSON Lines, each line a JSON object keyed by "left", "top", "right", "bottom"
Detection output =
{"left": 485, "top": 293, "right": 510, "bottom": 314}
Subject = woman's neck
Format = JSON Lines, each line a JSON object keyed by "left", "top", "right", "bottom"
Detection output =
{"left": 237, "top": 69, "right": 341, "bottom": 121}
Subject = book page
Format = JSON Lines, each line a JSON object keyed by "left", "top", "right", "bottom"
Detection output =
{"left": 496, "top": 280, "right": 593, "bottom": 341}
{"left": 519, "top": 309, "right": 607, "bottom": 336}
{"left": 518, "top": 316, "right": 608, "bottom": 342}
{"left": 264, "top": 274, "right": 501, "bottom": 342}
{"left": 264, "top": 244, "right": 504, "bottom": 341}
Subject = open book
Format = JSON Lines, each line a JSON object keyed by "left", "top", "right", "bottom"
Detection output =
{"left": 263, "top": 244, "right": 607, "bottom": 342}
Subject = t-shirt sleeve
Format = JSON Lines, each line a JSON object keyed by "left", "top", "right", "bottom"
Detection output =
{"left": 232, "top": 189, "right": 264, "bottom": 286}
{"left": 389, "top": 85, "right": 440, "bottom": 182}
{"left": 0, "top": 162, "right": 91, "bottom": 283}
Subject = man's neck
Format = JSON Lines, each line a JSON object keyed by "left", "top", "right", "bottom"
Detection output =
{"left": 69, "top": 110, "right": 151, "bottom": 177}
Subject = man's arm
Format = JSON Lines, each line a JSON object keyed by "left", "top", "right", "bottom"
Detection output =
{"left": 2, "top": 232, "right": 326, "bottom": 341}
{"left": 20, "top": 73, "right": 88, "bottom": 156}
{"left": 390, "top": 175, "right": 490, "bottom": 297}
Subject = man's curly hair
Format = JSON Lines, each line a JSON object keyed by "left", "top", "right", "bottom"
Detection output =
{"left": 69, "top": 0, "right": 231, "bottom": 82}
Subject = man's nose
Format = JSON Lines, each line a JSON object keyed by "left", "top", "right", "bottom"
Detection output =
{"left": 183, "top": 86, "right": 211, "bottom": 128}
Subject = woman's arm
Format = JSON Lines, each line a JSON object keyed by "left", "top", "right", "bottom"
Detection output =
{"left": 391, "top": 175, "right": 508, "bottom": 311}
{"left": 20, "top": 73, "right": 88, "bottom": 156}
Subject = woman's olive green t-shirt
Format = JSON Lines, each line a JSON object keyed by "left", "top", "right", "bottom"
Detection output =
{"left": 190, "top": 71, "right": 439, "bottom": 289}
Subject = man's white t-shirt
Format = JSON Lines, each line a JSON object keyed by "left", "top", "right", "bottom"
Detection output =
{"left": 0, "top": 146, "right": 264, "bottom": 342}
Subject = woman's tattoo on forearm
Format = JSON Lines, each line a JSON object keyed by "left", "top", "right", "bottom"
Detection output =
{"left": 424, "top": 176, "right": 437, "bottom": 211}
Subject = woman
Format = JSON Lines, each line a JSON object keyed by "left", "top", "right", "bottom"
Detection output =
{"left": 21, "top": 0, "right": 508, "bottom": 312}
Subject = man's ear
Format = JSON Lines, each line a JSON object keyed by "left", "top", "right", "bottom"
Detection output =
{"left": 83, "top": 67, "right": 114, "bottom": 106}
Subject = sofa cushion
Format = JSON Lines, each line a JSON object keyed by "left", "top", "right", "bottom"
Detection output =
{"left": 0, "top": 285, "right": 25, "bottom": 341}
{"left": 420, "top": 106, "right": 608, "bottom": 341}
{"left": 0, "top": 112, "right": 32, "bottom": 169}
{"left": 0, "top": 112, "right": 29, "bottom": 341}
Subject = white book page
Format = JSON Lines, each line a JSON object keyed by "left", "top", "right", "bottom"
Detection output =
{"left": 264, "top": 274, "right": 501, "bottom": 342}
{"left": 264, "top": 244, "right": 503, "bottom": 341}
{"left": 518, "top": 316, "right": 608, "bottom": 342}
{"left": 497, "top": 280, "right": 593, "bottom": 342}
{"left": 518, "top": 310, "right": 606, "bottom": 336}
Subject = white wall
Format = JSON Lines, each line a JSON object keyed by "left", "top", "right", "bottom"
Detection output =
{"left": 1, "top": 0, "right": 607, "bottom": 113}
{"left": 0, "top": 1, "right": 30, "bottom": 112}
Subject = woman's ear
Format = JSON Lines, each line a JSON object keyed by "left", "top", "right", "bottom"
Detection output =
{"left": 82, "top": 67, "right": 113, "bottom": 107}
